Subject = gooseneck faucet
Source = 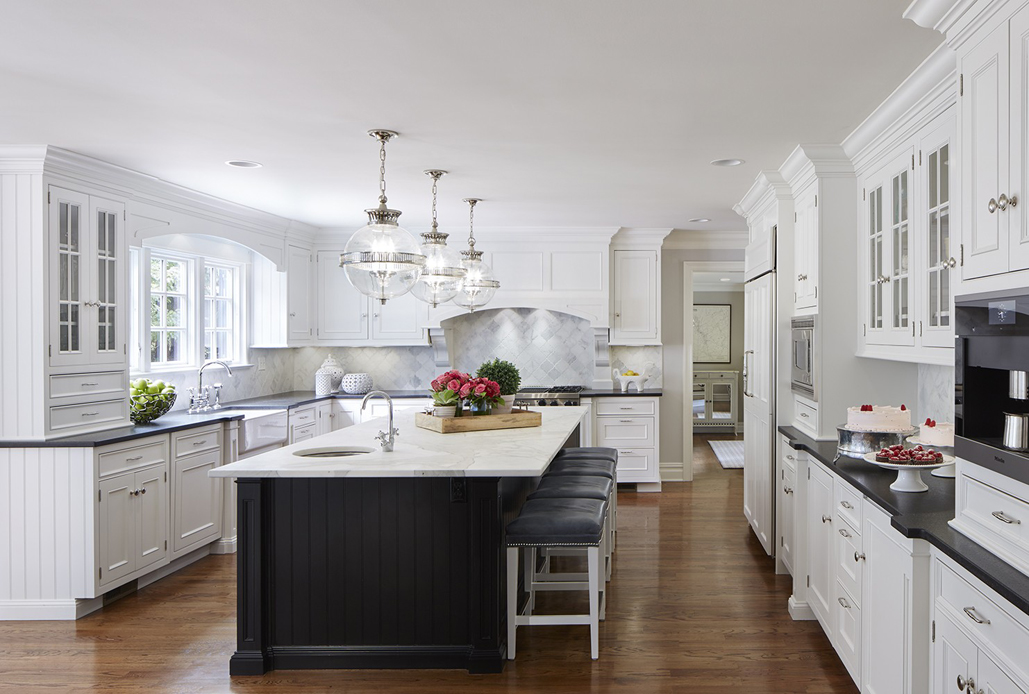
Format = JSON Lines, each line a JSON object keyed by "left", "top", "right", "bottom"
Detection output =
{"left": 361, "top": 390, "right": 398, "bottom": 452}
{"left": 189, "top": 360, "right": 234, "bottom": 413}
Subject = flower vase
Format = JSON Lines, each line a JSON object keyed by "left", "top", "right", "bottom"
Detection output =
{"left": 464, "top": 399, "right": 492, "bottom": 416}
{"left": 434, "top": 405, "right": 457, "bottom": 418}
{"left": 492, "top": 395, "right": 513, "bottom": 415}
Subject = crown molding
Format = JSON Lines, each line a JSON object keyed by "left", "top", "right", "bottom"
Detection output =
{"left": 663, "top": 230, "right": 748, "bottom": 250}
{"left": 904, "top": 0, "right": 984, "bottom": 43}
{"left": 733, "top": 170, "right": 792, "bottom": 220}
{"left": 0, "top": 145, "right": 48, "bottom": 174}
{"left": 315, "top": 225, "right": 620, "bottom": 247}
{"left": 611, "top": 227, "right": 674, "bottom": 249}
{"left": 779, "top": 144, "right": 855, "bottom": 191}
{"left": 843, "top": 44, "right": 956, "bottom": 164}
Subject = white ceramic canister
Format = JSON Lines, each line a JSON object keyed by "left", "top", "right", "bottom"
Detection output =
{"left": 320, "top": 354, "right": 345, "bottom": 393}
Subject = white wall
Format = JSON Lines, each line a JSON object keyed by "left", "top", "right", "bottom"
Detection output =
{"left": 693, "top": 289, "right": 745, "bottom": 417}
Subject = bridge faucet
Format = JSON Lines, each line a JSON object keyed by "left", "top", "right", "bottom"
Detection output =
{"left": 189, "top": 360, "right": 234, "bottom": 413}
{"left": 361, "top": 390, "right": 398, "bottom": 452}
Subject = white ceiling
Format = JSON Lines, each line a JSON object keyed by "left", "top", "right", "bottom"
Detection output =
{"left": 693, "top": 271, "right": 745, "bottom": 291}
{"left": 0, "top": 1, "right": 942, "bottom": 234}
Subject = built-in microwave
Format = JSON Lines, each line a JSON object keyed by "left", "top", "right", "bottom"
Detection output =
{"left": 791, "top": 316, "right": 816, "bottom": 401}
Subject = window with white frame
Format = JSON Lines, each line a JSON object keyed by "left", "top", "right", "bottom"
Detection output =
{"left": 131, "top": 244, "right": 246, "bottom": 373}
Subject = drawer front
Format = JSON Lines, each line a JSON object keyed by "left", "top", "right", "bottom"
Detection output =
{"left": 614, "top": 447, "right": 654, "bottom": 474}
{"left": 782, "top": 438, "right": 799, "bottom": 473}
{"left": 50, "top": 399, "right": 126, "bottom": 432}
{"left": 834, "top": 514, "right": 863, "bottom": 603}
{"left": 172, "top": 425, "right": 222, "bottom": 459}
{"left": 794, "top": 396, "right": 818, "bottom": 433}
{"left": 289, "top": 406, "right": 316, "bottom": 426}
{"left": 937, "top": 561, "right": 1029, "bottom": 670}
{"left": 596, "top": 399, "right": 656, "bottom": 416}
{"left": 960, "top": 474, "right": 1029, "bottom": 547}
{"left": 98, "top": 437, "right": 169, "bottom": 478}
{"left": 292, "top": 422, "right": 317, "bottom": 443}
{"left": 782, "top": 462, "right": 797, "bottom": 496}
{"left": 835, "top": 480, "right": 863, "bottom": 532}
{"left": 595, "top": 417, "right": 655, "bottom": 448}
{"left": 50, "top": 371, "right": 126, "bottom": 400}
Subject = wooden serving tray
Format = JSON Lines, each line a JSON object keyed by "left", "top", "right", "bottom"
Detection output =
{"left": 414, "top": 409, "right": 542, "bottom": 434}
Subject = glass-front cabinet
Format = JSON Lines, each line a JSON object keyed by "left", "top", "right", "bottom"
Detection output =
{"left": 920, "top": 114, "right": 955, "bottom": 348}
{"left": 48, "top": 186, "right": 126, "bottom": 367}
{"left": 692, "top": 371, "right": 740, "bottom": 433}
{"left": 863, "top": 147, "right": 914, "bottom": 347}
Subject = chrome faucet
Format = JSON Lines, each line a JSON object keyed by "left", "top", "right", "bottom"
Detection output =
{"left": 361, "top": 390, "right": 398, "bottom": 452}
{"left": 188, "top": 360, "right": 234, "bottom": 413}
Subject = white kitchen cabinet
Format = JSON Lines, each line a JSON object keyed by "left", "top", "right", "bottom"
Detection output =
{"left": 919, "top": 114, "right": 957, "bottom": 349}
{"left": 806, "top": 460, "right": 834, "bottom": 632}
{"left": 98, "top": 460, "right": 169, "bottom": 591}
{"left": 778, "top": 438, "right": 798, "bottom": 576}
{"left": 314, "top": 250, "right": 426, "bottom": 345}
{"left": 594, "top": 396, "right": 661, "bottom": 491}
{"left": 286, "top": 245, "right": 313, "bottom": 342}
{"left": 316, "top": 400, "right": 334, "bottom": 436}
{"left": 793, "top": 187, "right": 819, "bottom": 312}
{"left": 744, "top": 273, "right": 774, "bottom": 554}
{"left": 332, "top": 399, "right": 360, "bottom": 430}
{"left": 359, "top": 397, "right": 431, "bottom": 423}
{"left": 692, "top": 371, "right": 739, "bottom": 433}
{"left": 610, "top": 249, "right": 659, "bottom": 345}
{"left": 288, "top": 405, "right": 317, "bottom": 443}
{"left": 169, "top": 425, "right": 222, "bottom": 559}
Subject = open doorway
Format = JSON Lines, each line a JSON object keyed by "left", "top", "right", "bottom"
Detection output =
{"left": 682, "top": 261, "right": 745, "bottom": 480}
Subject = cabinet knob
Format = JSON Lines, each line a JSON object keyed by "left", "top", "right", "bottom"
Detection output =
{"left": 956, "top": 675, "right": 966, "bottom": 692}
{"left": 821, "top": 515, "right": 832, "bottom": 524}
{"left": 797, "top": 274, "right": 807, "bottom": 281}
{"left": 998, "top": 193, "right": 1017, "bottom": 210}
{"left": 615, "top": 312, "right": 621, "bottom": 318}
{"left": 854, "top": 551, "right": 865, "bottom": 562}
{"left": 988, "top": 197, "right": 998, "bottom": 214}
{"left": 289, "top": 312, "right": 297, "bottom": 317}
{"left": 941, "top": 257, "right": 957, "bottom": 269}
{"left": 783, "top": 486, "right": 793, "bottom": 495}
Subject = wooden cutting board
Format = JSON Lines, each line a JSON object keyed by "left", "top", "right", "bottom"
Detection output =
{"left": 414, "top": 409, "right": 542, "bottom": 434}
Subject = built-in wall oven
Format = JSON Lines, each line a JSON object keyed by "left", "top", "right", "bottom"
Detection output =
{"left": 791, "top": 316, "right": 816, "bottom": 401}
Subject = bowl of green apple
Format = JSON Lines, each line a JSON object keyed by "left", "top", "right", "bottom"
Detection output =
{"left": 129, "top": 378, "right": 177, "bottom": 425}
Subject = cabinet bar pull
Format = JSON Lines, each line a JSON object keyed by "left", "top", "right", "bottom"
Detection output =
{"left": 838, "top": 528, "right": 850, "bottom": 538}
{"left": 840, "top": 500, "right": 853, "bottom": 509}
{"left": 962, "top": 606, "right": 990, "bottom": 625}
{"left": 193, "top": 440, "right": 208, "bottom": 446}
{"left": 821, "top": 515, "right": 832, "bottom": 523}
{"left": 81, "top": 412, "right": 99, "bottom": 417}
{"left": 799, "top": 413, "right": 810, "bottom": 418}
{"left": 80, "top": 382, "right": 98, "bottom": 386}
{"left": 620, "top": 407, "right": 633, "bottom": 410}
{"left": 619, "top": 420, "right": 633, "bottom": 423}
{"left": 125, "top": 455, "right": 143, "bottom": 461}
{"left": 786, "top": 454, "right": 795, "bottom": 460}
{"left": 838, "top": 597, "right": 851, "bottom": 609}
{"left": 992, "top": 511, "right": 1021, "bottom": 524}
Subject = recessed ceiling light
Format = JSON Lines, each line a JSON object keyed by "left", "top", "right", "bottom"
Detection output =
{"left": 720, "top": 277, "right": 732, "bottom": 282}
{"left": 225, "top": 160, "right": 262, "bottom": 168}
{"left": 688, "top": 217, "right": 711, "bottom": 223}
{"left": 710, "top": 158, "right": 745, "bottom": 167}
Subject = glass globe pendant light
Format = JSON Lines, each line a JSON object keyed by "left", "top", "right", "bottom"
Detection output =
{"left": 340, "top": 130, "right": 426, "bottom": 304}
{"left": 452, "top": 198, "right": 500, "bottom": 312}
{"left": 410, "top": 170, "right": 466, "bottom": 308}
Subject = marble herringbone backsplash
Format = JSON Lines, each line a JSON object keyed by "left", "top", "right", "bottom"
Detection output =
{"left": 293, "top": 346, "right": 438, "bottom": 391}
{"left": 445, "top": 308, "right": 595, "bottom": 387}
{"left": 154, "top": 348, "right": 297, "bottom": 411}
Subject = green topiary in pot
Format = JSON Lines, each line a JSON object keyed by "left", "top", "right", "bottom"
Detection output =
{"left": 476, "top": 358, "right": 521, "bottom": 396}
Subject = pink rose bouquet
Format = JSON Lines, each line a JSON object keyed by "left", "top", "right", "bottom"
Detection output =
{"left": 461, "top": 377, "right": 503, "bottom": 408}
{"left": 429, "top": 370, "right": 470, "bottom": 406}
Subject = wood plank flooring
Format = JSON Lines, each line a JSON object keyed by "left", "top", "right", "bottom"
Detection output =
{"left": 0, "top": 435, "right": 856, "bottom": 693}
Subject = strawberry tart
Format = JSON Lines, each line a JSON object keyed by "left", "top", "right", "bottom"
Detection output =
{"left": 918, "top": 418, "right": 955, "bottom": 448}
{"left": 846, "top": 404, "right": 913, "bottom": 432}
{"left": 875, "top": 444, "right": 944, "bottom": 465}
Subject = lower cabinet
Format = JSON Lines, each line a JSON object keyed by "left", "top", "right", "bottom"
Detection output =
{"left": 170, "top": 425, "right": 223, "bottom": 559}
{"left": 594, "top": 396, "right": 661, "bottom": 491}
{"left": 98, "top": 461, "right": 168, "bottom": 590}
{"left": 932, "top": 553, "right": 1029, "bottom": 693}
{"left": 778, "top": 443, "right": 797, "bottom": 575}
{"left": 806, "top": 460, "right": 835, "bottom": 630}
{"left": 288, "top": 405, "right": 317, "bottom": 443}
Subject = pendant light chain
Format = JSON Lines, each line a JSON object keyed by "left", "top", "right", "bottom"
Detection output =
{"left": 431, "top": 172, "right": 439, "bottom": 230}
{"left": 467, "top": 198, "right": 476, "bottom": 250}
{"left": 378, "top": 135, "right": 388, "bottom": 204}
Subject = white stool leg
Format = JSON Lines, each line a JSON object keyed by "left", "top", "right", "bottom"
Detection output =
{"left": 602, "top": 517, "right": 612, "bottom": 583}
{"left": 507, "top": 546, "right": 518, "bottom": 659}
{"left": 523, "top": 546, "right": 536, "bottom": 612}
{"left": 610, "top": 486, "right": 617, "bottom": 551}
{"left": 588, "top": 546, "right": 600, "bottom": 660}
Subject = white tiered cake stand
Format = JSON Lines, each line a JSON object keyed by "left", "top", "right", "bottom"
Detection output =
{"left": 906, "top": 435, "right": 956, "bottom": 478}
{"left": 862, "top": 452, "right": 955, "bottom": 492}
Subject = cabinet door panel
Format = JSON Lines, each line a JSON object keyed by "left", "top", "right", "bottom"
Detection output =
{"left": 134, "top": 466, "right": 168, "bottom": 572}
{"left": 833, "top": 581, "right": 862, "bottom": 685}
{"left": 807, "top": 463, "right": 834, "bottom": 630}
{"left": 173, "top": 450, "right": 221, "bottom": 554}
{"left": 977, "top": 651, "right": 1024, "bottom": 694}
{"left": 98, "top": 473, "right": 136, "bottom": 586}
{"left": 920, "top": 113, "right": 956, "bottom": 348}
{"left": 961, "top": 23, "right": 1010, "bottom": 280}
{"left": 934, "top": 611, "right": 976, "bottom": 694}
{"left": 743, "top": 274, "right": 773, "bottom": 554}
{"left": 90, "top": 196, "right": 126, "bottom": 365}
{"left": 372, "top": 290, "right": 425, "bottom": 342}
{"left": 1010, "top": 5, "right": 1029, "bottom": 271}
{"left": 317, "top": 250, "right": 367, "bottom": 340}
{"left": 862, "top": 513, "right": 911, "bottom": 694}
{"left": 49, "top": 187, "right": 91, "bottom": 367}
{"left": 612, "top": 250, "right": 657, "bottom": 342}
{"left": 287, "top": 246, "right": 312, "bottom": 341}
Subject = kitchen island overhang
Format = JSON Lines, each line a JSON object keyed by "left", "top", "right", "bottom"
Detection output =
{"left": 212, "top": 406, "right": 587, "bottom": 675}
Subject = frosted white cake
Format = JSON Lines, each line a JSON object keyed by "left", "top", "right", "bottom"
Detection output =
{"left": 846, "top": 405, "right": 912, "bottom": 432}
{"left": 919, "top": 421, "right": 954, "bottom": 447}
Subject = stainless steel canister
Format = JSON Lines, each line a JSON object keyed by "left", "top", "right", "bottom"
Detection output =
{"left": 1010, "top": 370, "right": 1029, "bottom": 400}
{"left": 1003, "top": 412, "right": 1029, "bottom": 451}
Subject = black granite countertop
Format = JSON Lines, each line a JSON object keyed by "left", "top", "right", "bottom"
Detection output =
{"left": 780, "top": 425, "right": 1029, "bottom": 618}
{"left": 1, "top": 410, "right": 247, "bottom": 448}
{"left": 580, "top": 388, "right": 663, "bottom": 397}
{"left": 224, "top": 390, "right": 430, "bottom": 409}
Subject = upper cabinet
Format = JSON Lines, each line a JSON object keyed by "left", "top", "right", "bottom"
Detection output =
{"left": 611, "top": 249, "right": 659, "bottom": 344}
{"left": 849, "top": 43, "right": 957, "bottom": 366}
{"left": 286, "top": 245, "right": 313, "bottom": 342}
{"left": 793, "top": 186, "right": 819, "bottom": 313}
{"left": 48, "top": 187, "right": 127, "bottom": 369}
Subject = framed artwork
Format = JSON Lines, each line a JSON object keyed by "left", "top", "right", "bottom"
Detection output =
{"left": 693, "top": 304, "right": 732, "bottom": 363}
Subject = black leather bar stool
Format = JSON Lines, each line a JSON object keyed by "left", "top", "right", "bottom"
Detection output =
{"left": 555, "top": 446, "right": 618, "bottom": 463}
{"left": 506, "top": 498, "right": 607, "bottom": 660}
{"left": 528, "top": 476, "right": 614, "bottom": 581}
{"left": 543, "top": 457, "right": 618, "bottom": 548}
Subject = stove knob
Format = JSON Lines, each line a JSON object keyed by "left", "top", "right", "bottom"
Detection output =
{"left": 537, "top": 399, "right": 547, "bottom": 407}
{"left": 549, "top": 400, "right": 560, "bottom": 407}
{"left": 564, "top": 400, "right": 575, "bottom": 406}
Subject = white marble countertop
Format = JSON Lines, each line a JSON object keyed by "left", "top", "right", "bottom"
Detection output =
{"left": 210, "top": 406, "right": 587, "bottom": 478}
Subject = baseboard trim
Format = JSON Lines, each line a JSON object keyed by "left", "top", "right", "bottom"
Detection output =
{"left": 660, "top": 461, "right": 685, "bottom": 482}
{"left": 229, "top": 645, "right": 504, "bottom": 675}
{"left": 788, "top": 596, "right": 816, "bottom": 621}
{"left": 210, "top": 536, "right": 237, "bottom": 554}
{"left": 0, "top": 596, "right": 103, "bottom": 621}
{"left": 138, "top": 545, "right": 212, "bottom": 590}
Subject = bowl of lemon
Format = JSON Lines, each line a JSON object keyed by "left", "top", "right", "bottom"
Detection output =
{"left": 613, "top": 368, "right": 649, "bottom": 393}
{"left": 129, "top": 378, "right": 177, "bottom": 424}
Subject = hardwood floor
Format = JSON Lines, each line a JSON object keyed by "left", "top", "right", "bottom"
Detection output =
{"left": 0, "top": 446, "right": 856, "bottom": 693}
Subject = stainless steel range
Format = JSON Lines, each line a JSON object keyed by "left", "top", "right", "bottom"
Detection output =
{"left": 513, "top": 385, "right": 584, "bottom": 408}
